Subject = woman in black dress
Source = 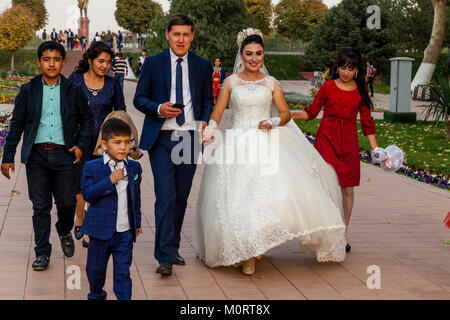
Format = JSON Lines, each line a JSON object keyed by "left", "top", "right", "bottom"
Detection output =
{"left": 69, "top": 41, "right": 126, "bottom": 246}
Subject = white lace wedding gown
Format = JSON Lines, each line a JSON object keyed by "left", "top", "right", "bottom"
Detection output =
{"left": 192, "top": 74, "right": 346, "bottom": 268}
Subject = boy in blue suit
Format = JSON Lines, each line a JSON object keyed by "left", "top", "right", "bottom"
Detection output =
{"left": 81, "top": 118, "right": 143, "bottom": 300}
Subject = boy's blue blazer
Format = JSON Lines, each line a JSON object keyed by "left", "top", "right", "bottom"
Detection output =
{"left": 81, "top": 157, "right": 142, "bottom": 242}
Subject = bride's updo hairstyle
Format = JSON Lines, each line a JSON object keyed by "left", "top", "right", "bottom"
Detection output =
{"left": 73, "top": 41, "right": 115, "bottom": 74}
{"left": 240, "top": 34, "right": 264, "bottom": 53}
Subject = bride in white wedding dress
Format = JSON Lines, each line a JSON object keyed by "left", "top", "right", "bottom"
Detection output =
{"left": 193, "top": 29, "right": 346, "bottom": 275}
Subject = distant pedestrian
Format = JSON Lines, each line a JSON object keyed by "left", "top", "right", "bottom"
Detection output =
{"left": 50, "top": 28, "right": 58, "bottom": 42}
{"left": 112, "top": 53, "right": 128, "bottom": 90}
{"left": 366, "top": 60, "right": 376, "bottom": 97}
{"left": 42, "top": 29, "right": 47, "bottom": 42}
{"left": 117, "top": 31, "right": 123, "bottom": 52}
{"left": 68, "top": 29, "right": 74, "bottom": 50}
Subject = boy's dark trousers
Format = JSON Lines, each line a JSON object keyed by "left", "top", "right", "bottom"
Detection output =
{"left": 25, "top": 145, "right": 78, "bottom": 258}
{"left": 86, "top": 230, "right": 134, "bottom": 300}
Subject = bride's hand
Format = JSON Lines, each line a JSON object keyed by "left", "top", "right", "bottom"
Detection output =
{"left": 258, "top": 119, "right": 274, "bottom": 130}
{"left": 200, "top": 126, "right": 216, "bottom": 143}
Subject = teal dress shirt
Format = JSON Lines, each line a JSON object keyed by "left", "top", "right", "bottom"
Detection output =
{"left": 34, "top": 78, "right": 65, "bottom": 145}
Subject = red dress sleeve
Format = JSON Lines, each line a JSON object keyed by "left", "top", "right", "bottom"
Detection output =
{"left": 359, "top": 103, "right": 376, "bottom": 136}
{"left": 304, "top": 81, "right": 328, "bottom": 120}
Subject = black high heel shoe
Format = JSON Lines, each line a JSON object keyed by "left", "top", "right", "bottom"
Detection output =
{"left": 82, "top": 238, "right": 89, "bottom": 248}
{"left": 74, "top": 226, "right": 83, "bottom": 240}
{"left": 345, "top": 243, "right": 351, "bottom": 252}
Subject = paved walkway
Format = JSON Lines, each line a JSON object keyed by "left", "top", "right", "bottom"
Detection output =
{"left": 0, "top": 80, "right": 449, "bottom": 300}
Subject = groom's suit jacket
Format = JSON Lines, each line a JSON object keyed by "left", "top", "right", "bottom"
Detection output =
{"left": 133, "top": 49, "right": 214, "bottom": 151}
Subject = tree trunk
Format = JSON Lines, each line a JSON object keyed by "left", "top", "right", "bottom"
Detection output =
{"left": 411, "top": 0, "right": 447, "bottom": 90}
{"left": 132, "top": 32, "right": 137, "bottom": 49}
{"left": 10, "top": 51, "right": 15, "bottom": 72}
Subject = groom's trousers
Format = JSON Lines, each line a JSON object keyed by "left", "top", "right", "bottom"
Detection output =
{"left": 149, "top": 131, "right": 200, "bottom": 264}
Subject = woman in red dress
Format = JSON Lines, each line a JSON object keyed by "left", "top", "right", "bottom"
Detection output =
{"left": 212, "top": 57, "right": 226, "bottom": 103}
{"left": 292, "top": 47, "right": 380, "bottom": 252}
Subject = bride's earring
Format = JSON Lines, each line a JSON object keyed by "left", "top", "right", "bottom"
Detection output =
{"left": 355, "top": 71, "right": 358, "bottom": 79}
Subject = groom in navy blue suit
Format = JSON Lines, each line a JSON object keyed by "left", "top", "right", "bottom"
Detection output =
{"left": 134, "top": 14, "right": 213, "bottom": 275}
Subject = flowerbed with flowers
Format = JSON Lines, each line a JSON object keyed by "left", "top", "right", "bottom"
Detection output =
{"left": 301, "top": 122, "right": 449, "bottom": 191}
{"left": 0, "top": 110, "right": 12, "bottom": 159}
{"left": 0, "top": 78, "right": 29, "bottom": 105}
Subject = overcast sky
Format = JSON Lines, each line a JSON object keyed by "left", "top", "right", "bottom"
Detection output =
{"left": 0, "top": 0, "right": 342, "bottom": 36}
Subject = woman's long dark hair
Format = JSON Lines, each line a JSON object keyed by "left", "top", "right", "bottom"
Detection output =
{"left": 334, "top": 47, "right": 373, "bottom": 110}
{"left": 73, "top": 41, "right": 115, "bottom": 74}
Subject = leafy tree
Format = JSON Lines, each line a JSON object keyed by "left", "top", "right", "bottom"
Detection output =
{"left": 274, "top": 0, "right": 328, "bottom": 47}
{"left": 152, "top": 0, "right": 250, "bottom": 70}
{"left": 0, "top": 6, "right": 37, "bottom": 71}
{"left": 244, "top": 0, "right": 273, "bottom": 35}
{"left": 301, "top": 0, "right": 397, "bottom": 76}
{"left": 115, "top": 0, "right": 163, "bottom": 43}
{"left": 12, "top": 0, "right": 47, "bottom": 30}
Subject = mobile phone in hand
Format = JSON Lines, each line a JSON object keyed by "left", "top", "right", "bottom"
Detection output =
{"left": 172, "top": 103, "right": 185, "bottom": 109}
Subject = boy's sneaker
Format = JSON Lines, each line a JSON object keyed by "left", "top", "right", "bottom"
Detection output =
{"left": 60, "top": 234, "right": 75, "bottom": 257}
{"left": 32, "top": 256, "right": 50, "bottom": 271}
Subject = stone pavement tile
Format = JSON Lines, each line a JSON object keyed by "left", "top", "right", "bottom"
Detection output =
{"left": 0, "top": 287, "right": 24, "bottom": 298}
{"left": 418, "top": 272, "right": 450, "bottom": 287}
{"left": 221, "top": 287, "right": 267, "bottom": 300}
{"left": 288, "top": 278, "right": 343, "bottom": 300}
{"left": 177, "top": 277, "right": 219, "bottom": 289}
{"left": 209, "top": 267, "right": 253, "bottom": 280}
{"left": 183, "top": 286, "right": 227, "bottom": 300}
{"left": 0, "top": 270, "right": 27, "bottom": 282}
{"left": 251, "top": 279, "right": 306, "bottom": 300}
{"left": 146, "top": 286, "right": 187, "bottom": 300}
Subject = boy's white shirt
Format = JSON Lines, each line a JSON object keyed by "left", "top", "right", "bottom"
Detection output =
{"left": 103, "top": 152, "right": 130, "bottom": 232}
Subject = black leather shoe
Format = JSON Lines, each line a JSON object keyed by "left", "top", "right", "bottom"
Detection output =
{"left": 155, "top": 262, "right": 172, "bottom": 276}
{"left": 173, "top": 250, "right": 185, "bottom": 265}
{"left": 82, "top": 238, "right": 89, "bottom": 248}
{"left": 74, "top": 225, "right": 83, "bottom": 240}
{"left": 60, "top": 234, "right": 75, "bottom": 257}
{"left": 346, "top": 243, "right": 351, "bottom": 252}
{"left": 32, "top": 256, "right": 50, "bottom": 271}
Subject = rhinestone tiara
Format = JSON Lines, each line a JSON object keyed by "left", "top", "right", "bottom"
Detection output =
{"left": 236, "top": 28, "right": 263, "bottom": 48}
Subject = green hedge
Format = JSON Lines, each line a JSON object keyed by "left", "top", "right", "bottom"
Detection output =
{"left": 383, "top": 111, "right": 417, "bottom": 123}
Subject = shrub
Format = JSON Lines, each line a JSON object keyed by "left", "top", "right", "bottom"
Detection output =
{"left": 17, "top": 61, "right": 38, "bottom": 76}
{"left": 383, "top": 111, "right": 417, "bottom": 123}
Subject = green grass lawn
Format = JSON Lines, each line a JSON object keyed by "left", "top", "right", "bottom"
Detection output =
{"left": 373, "top": 84, "right": 390, "bottom": 94}
{"left": 294, "top": 119, "right": 450, "bottom": 176}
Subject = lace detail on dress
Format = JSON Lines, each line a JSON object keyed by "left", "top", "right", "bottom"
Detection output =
{"left": 228, "top": 74, "right": 275, "bottom": 129}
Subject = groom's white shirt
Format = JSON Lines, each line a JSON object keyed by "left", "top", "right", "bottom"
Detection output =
{"left": 157, "top": 49, "right": 195, "bottom": 131}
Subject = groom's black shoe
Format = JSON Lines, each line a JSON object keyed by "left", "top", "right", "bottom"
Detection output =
{"left": 173, "top": 250, "right": 185, "bottom": 265}
{"left": 156, "top": 262, "right": 173, "bottom": 276}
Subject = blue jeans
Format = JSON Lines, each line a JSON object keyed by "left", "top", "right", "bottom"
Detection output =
{"left": 115, "top": 73, "right": 124, "bottom": 90}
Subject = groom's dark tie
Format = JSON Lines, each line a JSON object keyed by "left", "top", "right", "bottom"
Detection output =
{"left": 176, "top": 57, "right": 185, "bottom": 126}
